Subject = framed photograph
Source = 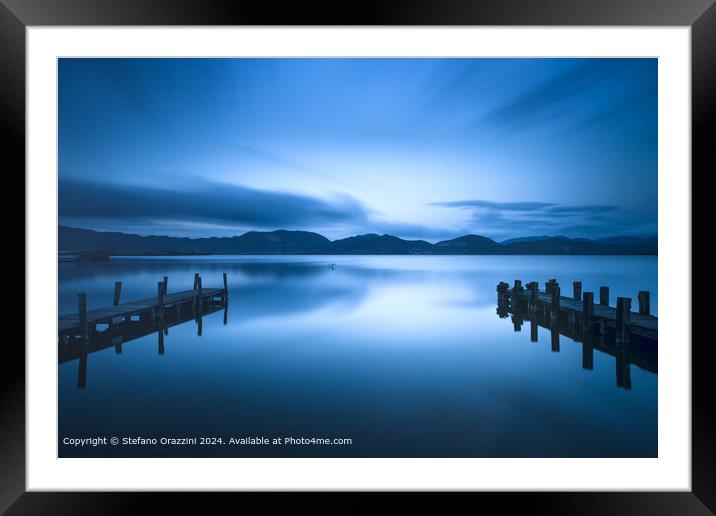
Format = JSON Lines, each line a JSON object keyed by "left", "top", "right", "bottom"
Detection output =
{"left": 6, "top": 0, "right": 710, "bottom": 512}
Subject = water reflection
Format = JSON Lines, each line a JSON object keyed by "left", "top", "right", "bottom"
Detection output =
{"left": 497, "top": 290, "right": 657, "bottom": 390}
{"left": 58, "top": 256, "right": 658, "bottom": 458}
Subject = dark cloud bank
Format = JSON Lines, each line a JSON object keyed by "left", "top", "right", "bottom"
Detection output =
{"left": 59, "top": 179, "right": 655, "bottom": 244}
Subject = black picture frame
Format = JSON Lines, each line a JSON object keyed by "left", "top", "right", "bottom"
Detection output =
{"left": 4, "top": 0, "right": 710, "bottom": 512}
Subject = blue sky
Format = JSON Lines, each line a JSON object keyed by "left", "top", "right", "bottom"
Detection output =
{"left": 58, "top": 58, "right": 657, "bottom": 242}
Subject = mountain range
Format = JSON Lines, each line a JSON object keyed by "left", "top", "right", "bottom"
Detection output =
{"left": 58, "top": 226, "right": 657, "bottom": 255}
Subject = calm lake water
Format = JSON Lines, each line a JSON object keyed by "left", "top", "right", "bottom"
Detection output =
{"left": 58, "top": 255, "right": 657, "bottom": 457}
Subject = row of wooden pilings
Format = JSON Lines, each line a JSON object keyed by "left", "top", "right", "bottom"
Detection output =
{"left": 496, "top": 278, "right": 652, "bottom": 344}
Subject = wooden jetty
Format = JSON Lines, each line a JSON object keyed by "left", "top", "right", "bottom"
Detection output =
{"left": 58, "top": 273, "right": 229, "bottom": 389}
{"left": 496, "top": 278, "right": 657, "bottom": 390}
{"left": 497, "top": 279, "right": 657, "bottom": 342}
{"left": 58, "top": 272, "right": 228, "bottom": 339}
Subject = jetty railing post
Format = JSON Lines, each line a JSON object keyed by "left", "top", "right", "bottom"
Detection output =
{"left": 573, "top": 281, "right": 582, "bottom": 301}
{"left": 223, "top": 272, "right": 228, "bottom": 303}
{"left": 638, "top": 291, "right": 650, "bottom": 315}
{"left": 599, "top": 286, "right": 609, "bottom": 306}
{"left": 196, "top": 275, "right": 203, "bottom": 314}
{"left": 513, "top": 280, "right": 523, "bottom": 311}
{"left": 192, "top": 273, "right": 200, "bottom": 316}
{"left": 496, "top": 282, "right": 509, "bottom": 318}
{"left": 163, "top": 276, "right": 169, "bottom": 295}
{"left": 582, "top": 292, "right": 594, "bottom": 331}
{"left": 527, "top": 282, "right": 538, "bottom": 315}
{"left": 550, "top": 286, "right": 560, "bottom": 320}
{"left": 156, "top": 282, "right": 165, "bottom": 325}
{"left": 616, "top": 297, "right": 631, "bottom": 345}
{"left": 113, "top": 282, "right": 122, "bottom": 305}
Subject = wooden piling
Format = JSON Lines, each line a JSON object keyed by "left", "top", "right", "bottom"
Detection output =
{"left": 551, "top": 286, "right": 560, "bottom": 312}
{"left": 158, "top": 330, "right": 165, "bottom": 355}
{"left": 638, "top": 291, "right": 650, "bottom": 315}
{"left": 528, "top": 282, "right": 538, "bottom": 313}
{"left": 530, "top": 318, "right": 538, "bottom": 342}
{"left": 616, "top": 297, "right": 631, "bottom": 344}
{"left": 113, "top": 282, "right": 122, "bottom": 305}
{"left": 223, "top": 272, "right": 228, "bottom": 301}
{"left": 196, "top": 275, "right": 203, "bottom": 312}
{"left": 573, "top": 281, "right": 582, "bottom": 301}
{"left": 163, "top": 276, "right": 169, "bottom": 295}
{"left": 599, "top": 286, "right": 609, "bottom": 306}
{"left": 193, "top": 273, "right": 200, "bottom": 290}
{"left": 583, "top": 292, "right": 594, "bottom": 330}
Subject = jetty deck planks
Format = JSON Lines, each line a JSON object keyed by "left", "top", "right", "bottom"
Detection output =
{"left": 58, "top": 274, "right": 228, "bottom": 336}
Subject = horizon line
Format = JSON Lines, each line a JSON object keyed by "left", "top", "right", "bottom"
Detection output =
{"left": 58, "top": 225, "right": 658, "bottom": 245}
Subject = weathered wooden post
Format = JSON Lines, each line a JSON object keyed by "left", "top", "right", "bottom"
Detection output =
{"left": 616, "top": 297, "right": 632, "bottom": 345}
{"left": 193, "top": 273, "right": 200, "bottom": 290}
{"left": 551, "top": 286, "right": 560, "bottom": 314}
{"left": 527, "top": 282, "right": 538, "bottom": 314}
{"left": 113, "top": 282, "right": 122, "bottom": 305}
{"left": 158, "top": 330, "right": 165, "bottom": 355}
{"left": 530, "top": 318, "right": 538, "bottom": 342}
{"left": 196, "top": 275, "right": 203, "bottom": 313}
{"left": 573, "top": 281, "right": 582, "bottom": 301}
{"left": 512, "top": 315, "right": 523, "bottom": 332}
{"left": 156, "top": 281, "right": 165, "bottom": 324}
{"left": 78, "top": 293, "right": 88, "bottom": 341}
{"left": 197, "top": 312, "right": 203, "bottom": 337}
{"left": 638, "top": 291, "right": 650, "bottom": 315}
{"left": 582, "top": 292, "right": 594, "bottom": 331}
{"left": 223, "top": 272, "right": 228, "bottom": 302}
{"left": 496, "top": 281, "right": 509, "bottom": 317}
{"left": 599, "top": 286, "right": 609, "bottom": 306}
{"left": 163, "top": 276, "right": 169, "bottom": 295}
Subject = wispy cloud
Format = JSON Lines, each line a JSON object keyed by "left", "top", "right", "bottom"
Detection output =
{"left": 430, "top": 200, "right": 555, "bottom": 211}
{"left": 429, "top": 198, "right": 638, "bottom": 239}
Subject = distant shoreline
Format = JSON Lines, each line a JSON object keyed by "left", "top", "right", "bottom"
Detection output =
{"left": 58, "top": 226, "right": 658, "bottom": 257}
